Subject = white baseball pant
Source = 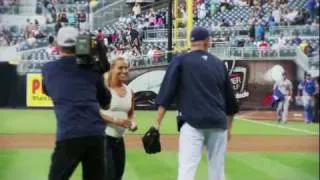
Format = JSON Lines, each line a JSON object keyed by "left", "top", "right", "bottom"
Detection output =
{"left": 178, "top": 123, "right": 227, "bottom": 180}
{"left": 276, "top": 96, "right": 290, "bottom": 122}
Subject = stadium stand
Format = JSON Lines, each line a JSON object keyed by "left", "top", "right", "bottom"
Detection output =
{"left": 1, "top": 0, "right": 316, "bottom": 74}
{"left": 0, "top": 0, "right": 19, "bottom": 14}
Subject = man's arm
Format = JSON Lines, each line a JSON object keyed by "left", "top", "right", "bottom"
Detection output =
{"left": 154, "top": 55, "right": 182, "bottom": 130}
{"left": 96, "top": 75, "right": 111, "bottom": 110}
{"left": 41, "top": 66, "right": 49, "bottom": 96}
{"left": 314, "top": 80, "right": 319, "bottom": 95}
{"left": 154, "top": 106, "right": 167, "bottom": 129}
{"left": 223, "top": 64, "right": 240, "bottom": 140}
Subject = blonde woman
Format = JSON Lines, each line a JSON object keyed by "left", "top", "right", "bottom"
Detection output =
{"left": 99, "top": 57, "right": 137, "bottom": 180}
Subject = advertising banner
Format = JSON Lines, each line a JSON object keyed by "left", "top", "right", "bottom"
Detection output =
{"left": 128, "top": 60, "right": 298, "bottom": 110}
{"left": 26, "top": 73, "right": 53, "bottom": 107}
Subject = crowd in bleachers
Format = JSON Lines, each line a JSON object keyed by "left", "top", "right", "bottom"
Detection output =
{"left": 0, "top": 0, "right": 18, "bottom": 14}
{"left": 0, "top": 18, "right": 50, "bottom": 49}
{"left": 1, "top": 0, "right": 317, "bottom": 67}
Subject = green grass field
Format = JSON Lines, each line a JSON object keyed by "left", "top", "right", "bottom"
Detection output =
{"left": 0, "top": 109, "right": 318, "bottom": 135}
{"left": 0, "top": 109, "right": 319, "bottom": 180}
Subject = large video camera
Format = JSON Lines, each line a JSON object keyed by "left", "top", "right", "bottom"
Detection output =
{"left": 75, "top": 33, "right": 110, "bottom": 74}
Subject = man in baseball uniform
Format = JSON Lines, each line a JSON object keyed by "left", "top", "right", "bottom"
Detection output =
{"left": 273, "top": 72, "right": 293, "bottom": 123}
{"left": 153, "top": 27, "right": 239, "bottom": 180}
{"left": 297, "top": 73, "right": 319, "bottom": 123}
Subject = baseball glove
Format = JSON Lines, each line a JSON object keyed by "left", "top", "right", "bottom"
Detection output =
{"left": 142, "top": 127, "right": 161, "bottom": 154}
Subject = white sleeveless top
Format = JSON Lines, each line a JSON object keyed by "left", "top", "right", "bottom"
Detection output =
{"left": 101, "top": 84, "right": 132, "bottom": 137}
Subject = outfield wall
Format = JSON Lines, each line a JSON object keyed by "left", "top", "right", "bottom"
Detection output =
{"left": 0, "top": 60, "right": 303, "bottom": 110}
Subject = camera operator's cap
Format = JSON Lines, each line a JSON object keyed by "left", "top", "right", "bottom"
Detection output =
{"left": 190, "top": 27, "right": 210, "bottom": 42}
{"left": 57, "top": 26, "right": 79, "bottom": 47}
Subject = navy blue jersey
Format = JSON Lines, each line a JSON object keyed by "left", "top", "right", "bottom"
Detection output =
{"left": 42, "top": 56, "right": 110, "bottom": 141}
{"left": 156, "top": 50, "right": 239, "bottom": 129}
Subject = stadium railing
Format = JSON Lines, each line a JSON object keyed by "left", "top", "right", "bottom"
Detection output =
{"left": 142, "top": 25, "right": 319, "bottom": 42}
{"left": 209, "top": 47, "right": 297, "bottom": 60}
{"left": 0, "top": 6, "right": 19, "bottom": 14}
{"left": 308, "top": 55, "right": 319, "bottom": 70}
{"left": 268, "top": 25, "right": 319, "bottom": 37}
{"left": 17, "top": 46, "right": 302, "bottom": 74}
{"left": 143, "top": 26, "right": 249, "bottom": 41}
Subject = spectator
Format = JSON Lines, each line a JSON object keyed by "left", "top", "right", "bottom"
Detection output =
{"left": 245, "top": 36, "right": 256, "bottom": 47}
{"left": 129, "top": 26, "right": 139, "bottom": 42}
{"left": 47, "top": 35, "right": 59, "bottom": 55}
{"left": 293, "top": 34, "right": 302, "bottom": 45}
{"left": 0, "top": 34, "right": 8, "bottom": 46}
{"left": 132, "top": 2, "right": 141, "bottom": 17}
{"left": 68, "top": 10, "right": 76, "bottom": 26}
{"left": 220, "top": 19, "right": 230, "bottom": 27}
{"left": 256, "top": 6, "right": 264, "bottom": 19}
{"left": 284, "top": 8, "right": 299, "bottom": 25}
{"left": 257, "top": 38, "right": 270, "bottom": 49}
{"left": 312, "top": 19, "right": 319, "bottom": 26}
{"left": 112, "top": 31, "right": 119, "bottom": 44}
{"left": 96, "top": 29, "right": 105, "bottom": 42}
{"left": 299, "top": 40, "right": 308, "bottom": 50}
{"left": 60, "top": 12, "right": 68, "bottom": 24}
{"left": 153, "top": 47, "right": 161, "bottom": 62}
{"left": 267, "top": 13, "right": 276, "bottom": 32}
{"left": 306, "top": 0, "right": 317, "bottom": 20}
{"left": 210, "top": 0, "right": 219, "bottom": 16}
{"left": 131, "top": 38, "right": 141, "bottom": 55}
{"left": 272, "top": 6, "right": 282, "bottom": 24}
{"left": 236, "top": 17, "right": 245, "bottom": 26}
{"left": 197, "top": 2, "right": 207, "bottom": 19}
{"left": 110, "top": 45, "right": 124, "bottom": 60}
{"left": 256, "top": 23, "right": 265, "bottom": 41}
{"left": 78, "top": 10, "right": 87, "bottom": 30}
{"left": 277, "top": 34, "right": 286, "bottom": 48}
{"left": 147, "top": 48, "right": 154, "bottom": 63}
{"left": 154, "top": 15, "right": 164, "bottom": 28}
{"left": 304, "top": 41, "right": 314, "bottom": 57}
{"left": 25, "top": 19, "right": 34, "bottom": 39}
{"left": 294, "top": 9, "right": 307, "bottom": 25}
{"left": 220, "top": 0, "right": 232, "bottom": 12}
{"left": 248, "top": 22, "right": 256, "bottom": 39}
{"left": 149, "top": 14, "right": 156, "bottom": 26}
{"left": 55, "top": 20, "right": 62, "bottom": 33}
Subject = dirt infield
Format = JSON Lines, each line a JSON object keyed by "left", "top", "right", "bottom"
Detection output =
{"left": 0, "top": 111, "right": 317, "bottom": 152}
{"left": 0, "top": 134, "right": 318, "bottom": 152}
{"left": 237, "top": 111, "right": 305, "bottom": 121}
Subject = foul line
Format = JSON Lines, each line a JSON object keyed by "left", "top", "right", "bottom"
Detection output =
{"left": 235, "top": 117, "right": 319, "bottom": 135}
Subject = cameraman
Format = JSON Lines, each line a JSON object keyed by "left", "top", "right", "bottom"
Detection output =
{"left": 42, "top": 27, "right": 110, "bottom": 180}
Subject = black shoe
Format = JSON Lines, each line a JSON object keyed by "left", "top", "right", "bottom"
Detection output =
{"left": 277, "top": 118, "right": 281, "bottom": 123}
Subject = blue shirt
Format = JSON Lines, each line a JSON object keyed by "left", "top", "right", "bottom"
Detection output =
{"left": 42, "top": 56, "right": 109, "bottom": 141}
{"left": 298, "top": 80, "right": 318, "bottom": 96}
{"left": 306, "top": 0, "right": 316, "bottom": 10}
{"left": 156, "top": 51, "right": 239, "bottom": 129}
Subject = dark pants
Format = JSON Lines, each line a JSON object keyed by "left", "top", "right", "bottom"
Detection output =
{"left": 49, "top": 136, "right": 107, "bottom": 180}
{"left": 106, "top": 135, "right": 125, "bottom": 180}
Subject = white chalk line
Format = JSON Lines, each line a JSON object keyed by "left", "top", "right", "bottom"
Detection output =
{"left": 235, "top": 117, "right": 319, "bottom": 135}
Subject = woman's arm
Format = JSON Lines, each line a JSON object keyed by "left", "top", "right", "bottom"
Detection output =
{"left": 128, "top": 91, "right": 138, "bottom": 131}
{"left": 99, "top": 109, "right": 132, "bottom": 128}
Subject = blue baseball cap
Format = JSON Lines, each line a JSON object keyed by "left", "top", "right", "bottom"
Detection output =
{"left": 190, "top": 27, "right": 210, "bottom": 42}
